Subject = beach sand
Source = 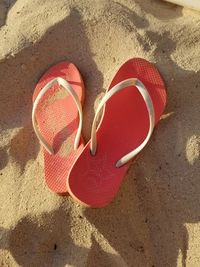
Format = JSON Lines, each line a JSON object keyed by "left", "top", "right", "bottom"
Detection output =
{"left": 0, "top": 0, "right": 200, "bottom": 266}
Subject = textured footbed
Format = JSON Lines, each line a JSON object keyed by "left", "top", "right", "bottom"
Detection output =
{"left": 67, "top": 58, "right": 167, "bottom": 207}
{"left": 32, "top": 61, "right": 85, "bottom": 193}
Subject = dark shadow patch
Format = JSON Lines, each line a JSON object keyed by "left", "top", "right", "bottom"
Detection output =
{"left": 110, "top": 2, "right": 149, "bottom": 30}
{"left": 86, "top": 235, "right": 128, "bottom": 267}
{"left": 106, "top": 2, "right": 151, "bottom": 52}
{"left": 134, "top": 0, "right": 183, "bottom": 20}
{"left": 8, "top": 208, "right": 87, "bottom": 267}
{"left": 0, "top": 208, "right": 121, "bottom": 267}
{"left": 9, "top": 124, "right": 39, "bottom": 171}
{"left": 0, "top": 147, "right": 8, "bottom": 170}
{"left": 0, "top": 0, "right": 16, "bottom": 27}
{"left": 0, "top": 226, "right": 9, "bottom": 250}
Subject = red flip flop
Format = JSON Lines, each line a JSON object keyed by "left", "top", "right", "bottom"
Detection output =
{"left": 67, "top": 58, "right": 167, "bottom": 207}
{"left": 32, "top": 61, "right": 85, "bottom": 194}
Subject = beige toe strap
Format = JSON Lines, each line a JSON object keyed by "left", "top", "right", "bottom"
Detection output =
{"left": 90, "top": 78, "right": 155, "bottom": 167}
{"left": 32, "top": 77, "right": 83, "bottom": 154}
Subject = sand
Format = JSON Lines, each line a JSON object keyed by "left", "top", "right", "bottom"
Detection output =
{"left": 0, "top": 0, "right": 200, "bottom": 266}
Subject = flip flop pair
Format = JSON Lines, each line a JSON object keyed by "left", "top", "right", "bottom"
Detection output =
{"left": 32, "top": 58, "right": 167, "bottom": 207}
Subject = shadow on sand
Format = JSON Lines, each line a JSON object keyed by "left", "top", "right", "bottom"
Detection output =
{"left": 0, "top": 0, "right": 16, "bottom": 27}
{"left": 0, "top": 8, "right": 103, "bottom": 172}
{"left": 0, "top": 207, "right": 126, "bottom": 267}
